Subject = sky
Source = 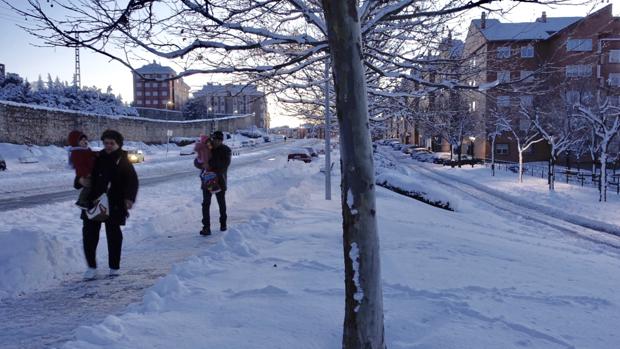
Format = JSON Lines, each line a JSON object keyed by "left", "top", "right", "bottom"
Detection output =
{"left": 0, "top": 1, "right": 615, "bottom": 127}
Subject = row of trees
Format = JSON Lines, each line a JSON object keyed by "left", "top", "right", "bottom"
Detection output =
{"left": 0, "top": 72, "right": 137, "bottom": 116}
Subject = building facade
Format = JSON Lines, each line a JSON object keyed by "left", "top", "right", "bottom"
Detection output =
{"left": 132, "top": 61, "right": 190, "bottom": 111}
{"left": 0, "top": 63, "right": 5, "bottom": 81}
{"left": 462, "top": 5, "right": 620, "bottom": 162}
{"left": 193, "top": 83, "right": 269, "bottom": 128}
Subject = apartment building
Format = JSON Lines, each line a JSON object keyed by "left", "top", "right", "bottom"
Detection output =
{"left": 462, "top": 5, "right": 620, "bottom": 162}
{"left": 132, "top": 61, "right": 190, "bottom": 110}
{"left": 193, "top": 83, "right": 269, "bottom": 128}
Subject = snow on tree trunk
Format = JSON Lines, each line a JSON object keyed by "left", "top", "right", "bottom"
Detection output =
{"left": 321, "top": 1, "right": 385, "bottom": 348}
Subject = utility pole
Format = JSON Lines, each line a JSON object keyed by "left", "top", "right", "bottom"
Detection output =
{"left": 73, "top": 26, "right": 81, "bottom": 90}
{"left": 324, "top": 58, "right": 332, "bottom": 200}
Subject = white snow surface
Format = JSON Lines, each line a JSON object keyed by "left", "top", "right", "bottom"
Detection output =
{"left": 2, "top": 143, "right": 620, "bottom": 348}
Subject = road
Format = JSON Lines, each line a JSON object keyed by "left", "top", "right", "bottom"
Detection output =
{"left": 0, "top": 141, "right": 303, "bottom": 212}
{"left": 0, "top": 141, "right": 308, "bottom": 349}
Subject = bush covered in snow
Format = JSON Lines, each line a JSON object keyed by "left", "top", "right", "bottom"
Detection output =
{"left": 0, "top": 73, "right": 138, "bottom": 116}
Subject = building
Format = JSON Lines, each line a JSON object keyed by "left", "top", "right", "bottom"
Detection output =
{"left": 462, "top": 5, "right": 620, "bottom": 162}
{"left": 132, "top": 61, "right": 190, "bottom": 111}
{"left": 0, "top": 63, "right": 5, "bottom": 82}
{"left": 193, "top": 83, "right": 269, "bottom": 128}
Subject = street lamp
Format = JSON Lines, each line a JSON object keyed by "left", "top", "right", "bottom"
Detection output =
{"left": 166, "top": 100, "right": 174, "bottom": 110}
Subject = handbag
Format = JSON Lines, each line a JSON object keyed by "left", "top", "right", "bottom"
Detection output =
{"left": 86, "top": 183, "right": 110, "bottom": 222}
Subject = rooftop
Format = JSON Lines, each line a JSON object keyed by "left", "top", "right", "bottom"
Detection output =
{"left": 195, "top": 83, "right": 264, "bottom": 96}
{"left": 134, "top": 61, "right": 177, "bottom": 75}
{"left": 472, "top": 17, "right": 582, "bottom": 41}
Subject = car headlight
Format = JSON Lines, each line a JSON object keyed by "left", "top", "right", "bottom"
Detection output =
{"left": 129, "top": 155, "right": 138, "bottom": 161}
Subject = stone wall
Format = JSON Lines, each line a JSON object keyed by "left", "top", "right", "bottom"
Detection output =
{"left": 0, "top": 101, "right": 256, "bottom": 145}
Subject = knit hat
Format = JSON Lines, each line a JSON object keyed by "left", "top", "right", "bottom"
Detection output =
{"left": 213, "top": 131, "right": 224, "bottom": 140}
{"left": 101, "top": 129, "right": 124, "bottom": 148}
{"left": 200, "top": 134, "right": 210, "bottom": 144}
{"left": 67, "top": 130, "right": 84, "bottom": 147}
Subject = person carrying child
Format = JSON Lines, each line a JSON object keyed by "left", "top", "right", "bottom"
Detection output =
{"left": 68, "top": 130, "right": 96, "bottom": 209}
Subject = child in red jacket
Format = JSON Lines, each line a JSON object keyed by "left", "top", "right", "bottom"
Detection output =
{"left": 194, "top": 135, "right": 221, "bottom": 193}
{"left": 68, "top": 130, "right": 96, "bottom": 209}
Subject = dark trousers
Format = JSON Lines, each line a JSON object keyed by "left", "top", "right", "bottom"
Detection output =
{"left": 82, "top": 219, "right": 123, "bottom": 269}
{"left": 202, "top": 189, "right": 227, "bottom": 228}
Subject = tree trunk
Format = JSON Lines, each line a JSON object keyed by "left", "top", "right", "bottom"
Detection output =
{"left": 518, "top": 150, "right": 524, "bottom": 183}
{"left": 491, "top": 136, "right": 496, "bottom": 176}
{"left": 600, "top": 146, "right": 608, "bottom": 202}
{"left": 321, "top": 2, "right": 386, "bottom": 349}
{"left": 549, "top": 157, "right": 555, "bottom": 191}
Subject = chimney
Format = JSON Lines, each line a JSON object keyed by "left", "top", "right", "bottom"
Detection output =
{"left": 541, "top": 11, "right": 547, "bottom": 23}
{"left": 481, "top": 12, "right": 486, "bottom": 29}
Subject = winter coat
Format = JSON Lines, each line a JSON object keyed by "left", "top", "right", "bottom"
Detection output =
{"left": 195, "top": 144, "right": 231, "bottom": 191}
{"left": 194, "top": 140, "right": 211, "bottom": 168}
{"left": 77, "top": 149, "right": 139, "bottom": 226}
{"left": 67, "top": 130, "right": 96, "bottom": 177}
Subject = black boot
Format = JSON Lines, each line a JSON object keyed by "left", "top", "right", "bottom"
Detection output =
{"left": 220, "top": 219, "right": 227, "bottom": 232}
{"left": 200, "top": 227, "right": 211, "bottom": 236}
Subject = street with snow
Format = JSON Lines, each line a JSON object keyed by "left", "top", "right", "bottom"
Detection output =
{"left": 0, "top": 141, "right": 619, "bottom": 349}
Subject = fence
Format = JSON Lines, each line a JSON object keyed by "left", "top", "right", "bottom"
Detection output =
{"left": 483, "top": 159, "right": 620, "bottom": 194}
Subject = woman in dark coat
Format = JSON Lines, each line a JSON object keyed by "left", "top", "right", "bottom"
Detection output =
{"left": 77, "top": 130, "right": 139, "bottom": 280}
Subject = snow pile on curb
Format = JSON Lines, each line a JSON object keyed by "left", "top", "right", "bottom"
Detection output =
{"left": 0, "top": 228, "right": 81, "bottom": 299}
{"left": 376, "top": 170, "right": 460, "bottom": 211}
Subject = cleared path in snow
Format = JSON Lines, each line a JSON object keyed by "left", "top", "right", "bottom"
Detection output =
{"left": 0, "top": 141, "right": 310, "bottom": 349}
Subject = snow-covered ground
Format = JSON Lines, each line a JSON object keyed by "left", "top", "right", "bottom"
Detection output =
{"left": 2, "top": 142, "right": 620, "bottom": 348}
{"left": 392, "top": 149, "right": 620, "bottom": 232}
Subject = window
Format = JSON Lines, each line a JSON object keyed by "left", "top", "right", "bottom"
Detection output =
{"left": 566, "top": 91, "right": 580, "bottom": 104}
{"left": 566, "top": 65, "right": 592, "bottom": 78}
{"left": 520, "top": 70, "right": 534, "bottom": 82}
{"left": 519, "top": 118, "right": 530, "bottom": 131}
{"left": 162, "top": 91, "right": 168, "bottom": 96}
{"left": 145, "top": 82, "right": 151, "bottom": 88}
{"left": 610, "top": 50, "right": 620, "bottom": 63}
{"left": 153, "top": 91, "right": 159, "bottom": 96}
{"left": 496, "top": 144, "right": 509, "bottom": 155}
{"left": 136, "top": 91, "right": 142, "bottom": 96}
{"left": 471, "top": 57, "right": 477, "bottom": 67}
{"left": 145, "top": 91, "right": 151, "bottom": 96}
{"left": 146, "top": 100, "right": 152, "bottom": 105}
{"left": 498, "top": 70, "right": 511, "bottom": 83}
{"left": 497, "top": 96, "right": 511, "bottom": 107}
{"left": 470, "top": 100, "right": 477, "bottom": 112}
{"left": 520, "top": 95, "right": 533, "bottom": 106}
{"left": 567, "top": 38, "right": 592, "bottom": 52}
{"left": 521, "top": 45, "right": 534, "bottom": 58}
{"left": 497, "top": 46, "right": 511, "bottom": 59}
{"left": 608, "top": 73, "right": 620, "bottom": 87}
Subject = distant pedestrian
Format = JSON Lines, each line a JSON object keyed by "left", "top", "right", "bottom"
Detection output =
{"left": 67, "top": 130, "right": 96, "bottom": 209}
{"left": 76, "top": 129, "right": 139, "bottom": 280}
{"left": 195, "top": 130, "right": 231, "bottom": 236}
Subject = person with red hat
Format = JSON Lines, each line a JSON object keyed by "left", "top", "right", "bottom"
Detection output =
{"left": 67, "top": 130, "right": 96, "bottom": 209}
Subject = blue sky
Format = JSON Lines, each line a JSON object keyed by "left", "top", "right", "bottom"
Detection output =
{"left": 0, "top": 1, "right": 614, "bottom": 127}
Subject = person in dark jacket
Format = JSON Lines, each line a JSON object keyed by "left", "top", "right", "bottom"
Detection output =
{"left": 77, "top": 129, "right": 139, "bottom": 280}
{"left": 196, "top": 130, "right": 231, "bottom": 236}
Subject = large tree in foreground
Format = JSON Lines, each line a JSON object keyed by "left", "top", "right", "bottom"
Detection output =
{"left": 8, "top": 1, "right": 587, "bottom": 347}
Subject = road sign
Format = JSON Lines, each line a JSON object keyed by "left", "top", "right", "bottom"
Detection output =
{"left": 166, "top": 130, "right": 173, "bottom": 137}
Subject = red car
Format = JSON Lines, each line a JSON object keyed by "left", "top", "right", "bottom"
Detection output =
{"left": 288, "top": 148, "right": 312, "bottom": 163}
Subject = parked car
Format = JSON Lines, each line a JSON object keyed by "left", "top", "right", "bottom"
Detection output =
{"left": 0, "top": 154, "right": 6, "bottom": 171}
{"left": 126, "top": 149, "right": 145, "bottom": 163}
{"left": 431, "top": 152, "right": 453, "bottom": 164}
{"left": 263, "top": 136, "right": 271, "bottom": 142}
{"left": 180, "top": 144, "right": 196, "bottom": 156}
{"left": 288, "top": 148, "right": 313, "bottom": 163}
{"left": 407, "top": 147, "right": 429, "bottom": 155}
{"left": 304, "top": 147, "right": 319, "bottom": 157}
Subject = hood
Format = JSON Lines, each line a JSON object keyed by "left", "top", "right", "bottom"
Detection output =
{"left": 68, "top": 130, "right": 84, "bottom": 147}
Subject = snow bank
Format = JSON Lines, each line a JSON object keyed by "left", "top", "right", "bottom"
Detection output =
{"left": 376, "top": 170, "right": 460, "bottom": 211}
{"left": 0, "top": 228, "right": 81, "bottom": 299}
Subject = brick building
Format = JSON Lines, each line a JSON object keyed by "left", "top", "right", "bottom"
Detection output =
{"left": 132, "top": 61, "right": 190, "bottom": 111}
{"left": 462, "top": 5, "right": 620, "bottom": 162}
{"left": 193, "top": 83, "right": 269, "bottom": 128}
{"left": 0, "top": 63, "right": 5, "bottom": 81}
